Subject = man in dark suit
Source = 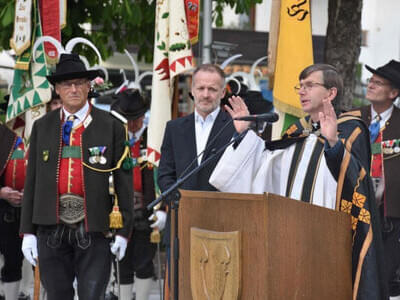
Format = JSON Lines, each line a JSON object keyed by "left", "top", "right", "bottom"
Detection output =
{"left": 158, "top": 64, "right": 235, "bottom": 192}
{"left": 157, "top": 64, "right": 235, "bottom": 296}
{"left": 350, "top": 60, "right": 400, "bottom": 296}
{"left": 20, "top": 53, "right": 133, "bottom": 300}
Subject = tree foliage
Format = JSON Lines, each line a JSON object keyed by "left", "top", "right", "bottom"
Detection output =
{"left": 0, "top": 0, "right": 261, "bottom": 63}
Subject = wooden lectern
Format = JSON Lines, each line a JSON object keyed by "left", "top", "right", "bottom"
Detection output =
{"left": 177, "top": 190, "right": 352, "bottom": 300}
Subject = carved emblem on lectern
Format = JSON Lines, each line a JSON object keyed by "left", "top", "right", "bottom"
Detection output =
{"left": 190, "top": 228, "right": 241, "bottom": 300}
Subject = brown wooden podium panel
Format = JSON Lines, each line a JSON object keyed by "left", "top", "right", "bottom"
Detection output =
{"left": 178, "top": 190, "right": 352, "bottom": 300}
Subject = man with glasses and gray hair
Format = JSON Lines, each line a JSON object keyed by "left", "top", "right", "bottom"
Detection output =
{"left": 19, "top": 53, "right": 133, "bottom": 300}
{"left": 210, "top": 63, "right": 387, "bottom": 299}
{"left": 350, "top": 60, "right": 400, "bottom": 297}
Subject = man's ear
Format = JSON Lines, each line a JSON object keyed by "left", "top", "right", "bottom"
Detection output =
{"left": 221, "top": 87, "right": 226, "bottom": 99}
{"left": 389, "top": 88, "right": 400, "bottom": 101}
{"left": 327, "top": 87, "right": 338, "bottom": 102}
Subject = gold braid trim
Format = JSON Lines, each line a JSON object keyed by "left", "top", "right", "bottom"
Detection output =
{"left": 82, "top": 123, "right": 131, "bottom": 173}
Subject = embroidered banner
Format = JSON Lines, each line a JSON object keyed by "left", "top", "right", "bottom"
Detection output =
{"left": 184, "top": 0, "right": 200, "bottom": 44}
{"left": 147, "top": 0, "right": 194, "bottom": 166}
{"left": 39, "top": 0, "right": 61, "bottom": 63}
{"left": 10, "top": 0, "right": 33, "bottom": 56}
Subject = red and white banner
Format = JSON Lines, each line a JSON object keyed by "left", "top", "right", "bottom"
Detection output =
{"left": 39, "top": 0, "right": 61, "bottom": 62}
{"left": 184, "top": 0, "right": 200, "bottom": 44}
{"left": 147, "top": 0, "right": 194, "bottom": 166}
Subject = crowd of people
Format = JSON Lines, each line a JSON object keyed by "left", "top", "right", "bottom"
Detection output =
{"left": 0, "top": 51, "right": 399, "bottom": 300}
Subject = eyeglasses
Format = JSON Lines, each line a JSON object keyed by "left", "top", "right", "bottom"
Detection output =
{"left": 366, "top": 78, "right": 391, "bottom": 87}
{"left": 294, "top": 81, "right": 326, "bottom": 92}
{"left": 57, "top": 79, "right": 89, "bottom": 89}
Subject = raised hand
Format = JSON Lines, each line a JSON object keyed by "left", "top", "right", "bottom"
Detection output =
{"left": 225, "top": 95, "right": 250, "bottom": 134}
{"left": 319, "top": 98, "right": 338, "bottom": 147}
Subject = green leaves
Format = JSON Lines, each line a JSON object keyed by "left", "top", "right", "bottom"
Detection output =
{"left": 0, "top": 1, "right": 14, "bottom": 27}
{"left": 213, "top": 0, "right": 262, "bottom": 27}
{"left": 0, "top": 0, "right": 261, "bottom": 63}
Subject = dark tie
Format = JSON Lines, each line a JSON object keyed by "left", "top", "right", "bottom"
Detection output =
{"left": 62, "top": 115, "right": 76, "bottom": 145}
{"left": 368, "top": 114, "right": 381, "bottom": 143}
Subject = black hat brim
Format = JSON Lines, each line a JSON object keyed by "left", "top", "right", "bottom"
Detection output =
{"left": 112, "top": 104, "right": 149, "bottom": 121}
{"left": 365, "top": 64, "right": 400, "bottom": 88}
{"left": 47, "top": 70, "right": 101, "bottom": 85}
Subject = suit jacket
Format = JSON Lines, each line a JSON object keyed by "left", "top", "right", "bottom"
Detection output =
{"left": 158, "top": 109, "right": 235, "bottom": 193}
{"left": 352, "top": 105, "right": 400, "bottom": 218}
{"left": 20, "top": 106, "right": 133, "bottom": 237}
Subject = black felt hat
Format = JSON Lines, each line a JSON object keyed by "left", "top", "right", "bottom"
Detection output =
{"left": 46, "top": 53, "right": 101, "bottom": 85}
{"left": 111, "top": 89, "right": 149, "bottom": 120}
{"left": 365, "top": 60, "right": 400, "bottom": 89}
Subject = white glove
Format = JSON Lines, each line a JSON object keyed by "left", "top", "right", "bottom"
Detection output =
{"left": 22, "top": 234, "right": 38, "bottom": 266}
{"left": 149, "top": 210, "right": 167, "bottom": 231}
{"left": 110, "top": 235, "right": 127, "bottom": 261}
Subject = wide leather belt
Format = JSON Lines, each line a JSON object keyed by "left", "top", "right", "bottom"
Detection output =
{"left": 59, "top": 193, "right": 85, "bottom": 224}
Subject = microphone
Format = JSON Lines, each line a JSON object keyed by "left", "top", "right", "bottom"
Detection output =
{"left": 234, "top": 112, "right": 279, "bottom": 123}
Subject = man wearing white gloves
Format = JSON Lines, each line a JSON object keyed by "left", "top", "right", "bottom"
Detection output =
{"left": 108, "top": 89, "right": 167, "bottom": 300}
{"left": 20, "top": 53, "right": 133, "bottom": 300}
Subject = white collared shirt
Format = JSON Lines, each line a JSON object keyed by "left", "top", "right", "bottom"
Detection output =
{"left": 371, "top": 104, "right": 393, "bottom": 129}
{"left": 62, "top": 102, "right": 90, "bottom": 128}
{"left": 194, "top": 107, "right": 220, "bottom": 165}
{"left": 128, "top": 123, "right": 147, "bottom": 143}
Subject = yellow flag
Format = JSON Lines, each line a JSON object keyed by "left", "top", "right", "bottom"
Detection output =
{"left": 273, "top": 0, "right": 313, "bottom": 118}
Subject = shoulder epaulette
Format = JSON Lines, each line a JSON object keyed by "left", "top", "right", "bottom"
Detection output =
{"left": 340, "top": 110, "right": 362, "bottom": 118}
{"left": 337, "top": 112, "right": 363, "bottom": 125}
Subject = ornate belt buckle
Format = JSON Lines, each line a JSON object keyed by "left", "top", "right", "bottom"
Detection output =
{"left": 59, "top": 193, "right": 85, "bottom": 224}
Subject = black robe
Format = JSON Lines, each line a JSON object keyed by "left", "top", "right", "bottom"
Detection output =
{"left": 279, "top": 115, "right": 387, "bottom": 300}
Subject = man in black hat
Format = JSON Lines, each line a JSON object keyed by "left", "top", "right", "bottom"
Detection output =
{"left": 350, "top": 60, "right": 400, "bottom": 296}
{"left": 109, "top": 89, "right": 166, "bottom": 300}
{"left": 19, "top": 53, "right": 133, "bottom": 300}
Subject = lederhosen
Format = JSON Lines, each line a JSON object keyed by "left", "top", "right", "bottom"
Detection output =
{"left": 0, "top": 127, "right": 25, "bottom": 282}
{"left": 119, "top": 129, "right": 156, "bottom": 283}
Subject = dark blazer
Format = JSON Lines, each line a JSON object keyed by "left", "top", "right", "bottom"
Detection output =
{"left": 353, "top": 105, "right": 400, "bottom": 218}
{"left": 20, "top": 106, "right": 133, "bottom": 237}
{"left": 354, "top": 105, "right": 400, "bottom": 218}
{"left": 158, "top": 109, "right": 235, "bottom": 193}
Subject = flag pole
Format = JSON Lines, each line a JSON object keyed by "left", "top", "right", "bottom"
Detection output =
{"left": 267, "top": 0, "right": 281, "bottom": 90}
{"left": 202, "top": 0, "right": 212, "bottom": 64}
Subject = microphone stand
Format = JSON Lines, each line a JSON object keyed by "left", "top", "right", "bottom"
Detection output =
{"left": 147, "top": 129, "right": 248, "bottom": 300}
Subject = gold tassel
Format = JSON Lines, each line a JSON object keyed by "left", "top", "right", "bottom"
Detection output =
{"left": 109, "top": 192, "right": 123, "bottom": 229}
{"left": 109, "top": 173, "right": 123, "bottom": 229}
{"left": 109, "top": 205, "right": 123, "bottom": 229}
{"left": 150, "top": 229, "right": 161, "bottom": 243}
